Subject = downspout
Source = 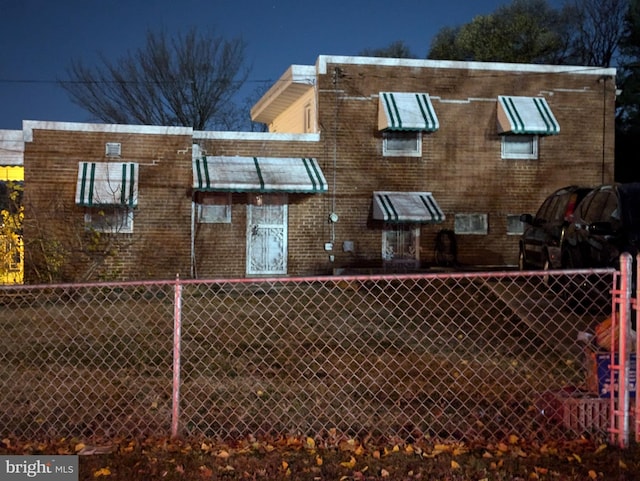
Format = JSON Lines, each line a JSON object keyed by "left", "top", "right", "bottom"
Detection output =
{"left": 190, "top": 144, "right": 200, "bottom": 278}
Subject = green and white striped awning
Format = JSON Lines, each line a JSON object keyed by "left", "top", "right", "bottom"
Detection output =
{"left": 372, "top": 191, "right": 445, "bottom": 223}
{"left": 378, "top": 92, "right": 439, "bottom": 131}
{"left": 497, "top": 96, "right": 560, "bottom": 135}
{"left": 193, "top": 156, "right": 327, "bottom": 193}
{"left": 75, "top": 162, "right": 138, "bottom": 207}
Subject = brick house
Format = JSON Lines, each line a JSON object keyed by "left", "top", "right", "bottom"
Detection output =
{"left": 20, "top": 56, "right": 616, "bottom": 282}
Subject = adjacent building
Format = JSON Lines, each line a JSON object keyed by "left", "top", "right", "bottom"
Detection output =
{"left": 18, "top": 56, "right": 616, "bottom": 282}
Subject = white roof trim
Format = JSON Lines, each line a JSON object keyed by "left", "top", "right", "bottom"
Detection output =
{"left": 316, "top": 55, "right": 616, "bottom": 77}
{"left": 24, "top": 120, "right": 192, "bottom": 142}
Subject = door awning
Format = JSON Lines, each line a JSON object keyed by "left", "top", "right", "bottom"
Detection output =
{"left": 378, "top": 92, "right": 439, "bottom": 132}
{"left": 497, "top": 96, "right": 560, "bottom": 135}
{"left": 193, "top": 156, "right": 327, "bottom": 193}
{"left": 372, "top": 191, "right": 445, "bottom": 223}
{"left": 75, "top": 162, "right": 138, "bottom": 207}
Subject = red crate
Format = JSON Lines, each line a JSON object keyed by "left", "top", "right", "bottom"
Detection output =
{"left": 562, "top": 396, "right": 609, "bottom": 433}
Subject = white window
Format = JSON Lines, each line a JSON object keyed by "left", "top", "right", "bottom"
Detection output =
{"left": 454, "top": 213, "right": 488, "bottom": 235}
{"left": 382, "top": 224, "right": 420, "bottom": 267}
{"left": 501, "top": 135, "right": 538, "bottom": 160}
{"left": 196, "top": 192, "right": 231, "bottom": 223}
{"left": 383, "top": 131, "right": 421, "bottom": 157}
{"left": 506, "top": 214, "right": 525, "bottom": 235}
{"left": 85, "top": 206, "right": 134, "bottom": 234}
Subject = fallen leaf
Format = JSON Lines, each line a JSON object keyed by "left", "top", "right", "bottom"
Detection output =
{"left": 588, "top": 470, "right": 598, "bottom": 479}
{"left": 340, "top": 456, "right": 356, "bottom": 469}
{"left": 306, "top": 437, "right": 315, "bottom": 449}
{"left": 316, "top": 455, "right": 323, "bottom": 466}
{"left": 93, "top": 467, "right": 111, "bottom": 477}
{"left": 215, "top": 450, "right": 230, "bottom": 459}
{"left": 508, "top": 434, "right": 519, "bottom": 444}
{"left": 381, "top": 468, "right": 390, "bottom": 477}
{"left": 451, "top": 460, "right": 461, "bottom": 469}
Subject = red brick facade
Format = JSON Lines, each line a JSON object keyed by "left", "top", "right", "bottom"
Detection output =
{"left": 21, "top": 56, "right": 616, "bottom": 281}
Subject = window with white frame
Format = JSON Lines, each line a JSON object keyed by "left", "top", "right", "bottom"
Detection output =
{"left": 382, "top": 224, "right": 420, "bottom": 265}
{"left": 85, "top": 206, "right": 134, "bottom": 234}
{"left": 501, "top": 134, "right": 538, "bottom": 160}
{"left": 383, "top": 131, "right": 421, "bottom": 157}
{"left": 506, "top": 214, "right": 525, "bottom": 235}
{"left": 454, "top": 213, "right": 488, "bottom": 235}
{"left": 196, "top": 192, "right": 231, "bottom": 223}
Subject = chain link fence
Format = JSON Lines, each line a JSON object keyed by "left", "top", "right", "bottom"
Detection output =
{"left": 0, "top": 268, "right": 619, "bottom": 444}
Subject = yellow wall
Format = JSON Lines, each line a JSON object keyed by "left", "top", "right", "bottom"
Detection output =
{"left": 1, "top": 165, "right": 24, "bottom": 284}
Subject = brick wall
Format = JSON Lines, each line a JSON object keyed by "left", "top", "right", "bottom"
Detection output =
{"left": 193, "top": 136, "right": 330, "bottom": 277}
{"left": 21, "top": 59, "right": 616, "bottom": 281}
{"left": 313, "top": 60, "right": 615, "bottom": 268}
{"left": 23, "top": 125, "right": 193, "bottom": 282}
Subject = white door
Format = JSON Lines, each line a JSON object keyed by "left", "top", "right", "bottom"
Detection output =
{"left": 246, "top": 194, "right": 288, "bottom": 275}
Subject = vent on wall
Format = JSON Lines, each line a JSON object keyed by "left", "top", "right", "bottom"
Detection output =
{"left": 105, "top": 142, "right": 122, "bottom": 157}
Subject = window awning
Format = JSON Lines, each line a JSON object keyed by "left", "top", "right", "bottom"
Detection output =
{"left": 75, "top": 162, "right": 138, "bottom": 207}
{"left": 193, "top": 156, "right": 327, "bottom": 193}
{"left": 378, "top": 92, "right": 439, "bottom": 132}
{"left": 497, "top": 96, "right": 560, "bottom": 135}
{"left": 372, "top": 191, "right": 445, "bottom": 223}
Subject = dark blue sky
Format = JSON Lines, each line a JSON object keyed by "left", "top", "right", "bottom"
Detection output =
{"left": 0, "top": 0, "right": 563, "bottom": 131}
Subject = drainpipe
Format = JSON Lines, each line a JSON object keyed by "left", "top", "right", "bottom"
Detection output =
{"left": 190, "top": 144, "right": 200, "bottom": 278}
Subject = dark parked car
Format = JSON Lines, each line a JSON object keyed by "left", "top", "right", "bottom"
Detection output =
{"left": 519, "top": 186, "right": 592, "bottom": 272}
{"left": 562, "top": 183, "right": 640, "bottom": 270}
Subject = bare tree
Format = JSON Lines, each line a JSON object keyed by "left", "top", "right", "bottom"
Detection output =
{"left": 60, "top": 28, "right": 250, "bottom": 131}
{"left": 570, "top": 0, "right": 628, "bottom": 67}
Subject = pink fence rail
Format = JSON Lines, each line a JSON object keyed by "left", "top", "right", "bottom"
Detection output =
{"left": 0, "top": 266, "right": 627, "bottom": 445}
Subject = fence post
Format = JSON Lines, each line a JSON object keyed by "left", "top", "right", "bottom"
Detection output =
{"left": 171, "top": 274, "right": 183, "bottom": 438}
{"left": 612, "top": 253, "right": 632, "bottom": 447}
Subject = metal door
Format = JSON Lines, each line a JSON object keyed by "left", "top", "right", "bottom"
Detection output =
{"left": 246, "top": 194, "right": 288, "bottom": 275}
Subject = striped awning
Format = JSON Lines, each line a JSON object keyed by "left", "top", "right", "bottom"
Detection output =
{"left": 75, "top": 162, "right": 138, "bottom": 207}
{"left": 193, "top": 156, "right": 327, "bottom": 193}
{"left": 378, "top": 92, "right": 439, "bottom": 131}
{"left": 372, "top": 191, "right": 445, "bottom": 223}
{"left": 497, "top": 96, "right": 560, "bottom": 135}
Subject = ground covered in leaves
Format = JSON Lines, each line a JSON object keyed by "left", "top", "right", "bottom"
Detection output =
{"left": 2, "top": 433, "right": 640, "bottom": 481}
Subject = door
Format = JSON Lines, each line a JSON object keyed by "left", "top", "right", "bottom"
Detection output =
{"left": 246, "top": 194, "right": 288, "bottom": 275}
